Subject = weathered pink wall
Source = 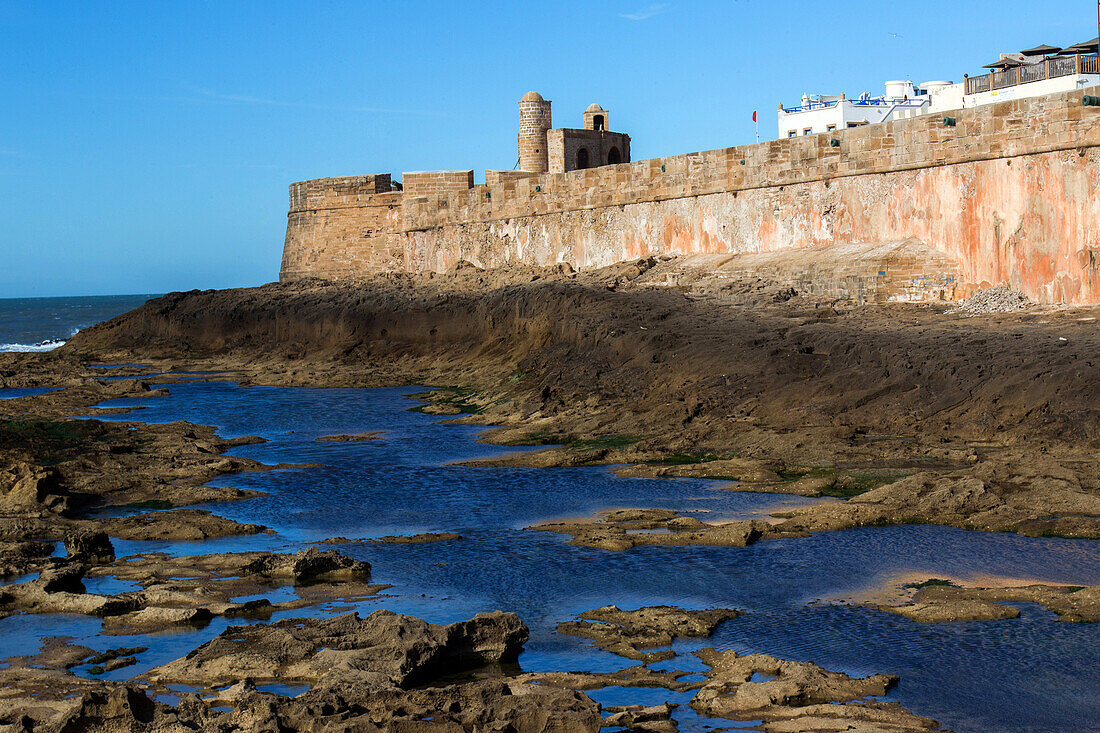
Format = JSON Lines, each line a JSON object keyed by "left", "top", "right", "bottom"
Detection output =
{"left": 405, "top": 148, "right": 1100, "bottom": 303}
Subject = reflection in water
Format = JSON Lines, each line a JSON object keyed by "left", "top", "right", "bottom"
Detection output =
{"left": 0, "top": 383, "right": 1094, "bottom": 732}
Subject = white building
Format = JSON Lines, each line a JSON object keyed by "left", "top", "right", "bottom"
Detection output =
{"left": 778, "top": 45, "right": 1099, "bottom": 139}
{"left": 778, "top": 81, "right": 930, "bottom": 139}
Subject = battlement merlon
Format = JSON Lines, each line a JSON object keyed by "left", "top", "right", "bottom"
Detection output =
{"left": 288, "top": 175, "right": 393, "bottom": 214}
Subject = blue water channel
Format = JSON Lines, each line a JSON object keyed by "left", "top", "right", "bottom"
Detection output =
{"left": 2, "top": 381, "right": 1099, "bottom": 732}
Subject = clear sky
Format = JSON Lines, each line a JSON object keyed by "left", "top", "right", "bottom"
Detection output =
{"left": 2, "top": 0, "right": 1096, "bottom": 297}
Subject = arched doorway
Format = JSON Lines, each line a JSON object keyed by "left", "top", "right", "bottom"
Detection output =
{"left": 607, "top": 146, "right": 622, "bottom": 164}
{"left": 576, "top": 148, "right": 590, "bottom": 169}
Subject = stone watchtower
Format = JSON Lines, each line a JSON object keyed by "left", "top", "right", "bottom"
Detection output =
{"left": 518, "top": 91, "right": 553, "bottom": 173}
{"left": 583, "top": 103, "right": 609, "bottom": 131}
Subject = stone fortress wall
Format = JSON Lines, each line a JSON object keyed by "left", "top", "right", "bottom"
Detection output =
{"left": 281, "top": 86, "right": 1100, "bottom": 304}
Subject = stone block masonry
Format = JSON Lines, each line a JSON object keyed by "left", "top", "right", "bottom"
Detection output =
{"left": 281, "top": 86, "right": 1100, "bottom": 304}
{"left": 486, "top": 170, "right": 538, "bottom": 186}
{"left": 281, "top": 177, "right": 402, "bottom": 281}
{"left": 402, "top": 171, "right": 474, "bottom": 197}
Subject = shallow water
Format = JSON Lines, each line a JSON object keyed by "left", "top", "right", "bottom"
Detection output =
{"left": 3, "top": 382, "right": 1099, "bottom": 731}
{"left": 0, "top": 387, "right": 58, "bottom": 399}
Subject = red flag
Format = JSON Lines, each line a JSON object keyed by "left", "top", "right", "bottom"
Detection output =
{"left": 752, "top": 110, "right": 757, "bottom": 122}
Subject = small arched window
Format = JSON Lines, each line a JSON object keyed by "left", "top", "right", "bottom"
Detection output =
{"left": 576, "top": 148, "right": 590, "bottom": 169}
{"left": 607, "top": 147, "right": 622, "bottom": 164}
{"left": 593, "top": 115, "right": 605, "bottom": 130}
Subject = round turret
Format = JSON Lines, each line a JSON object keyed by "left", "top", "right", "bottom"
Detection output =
{"left": 518, "top": 92, "right": 553, "bottom": 173}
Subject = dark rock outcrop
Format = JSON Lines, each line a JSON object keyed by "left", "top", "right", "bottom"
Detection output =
{"left": 558, "top": 605, "right": 739, "bottom": 662}
{"left": 64, "top": 530, "right": 115, "bottom": 564}
{"left": 239, "top": 547, "right": 370, "bottom": 582}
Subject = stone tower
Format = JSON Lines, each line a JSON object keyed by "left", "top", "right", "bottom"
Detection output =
{"left": 584, "top": 103, "right": 609, "bottom": 131}
{"left": 518, "top": 91, "right": 553, "bottom": 173}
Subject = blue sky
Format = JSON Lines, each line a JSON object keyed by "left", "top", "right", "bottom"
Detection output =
{"left": 1, "top": 0, "right": 1095, "bottom": 297}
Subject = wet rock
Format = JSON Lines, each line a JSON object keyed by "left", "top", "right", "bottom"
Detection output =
{"left": 874, "top": 598, "right": 1021, "bottom": 622}
{"left": 64, "top": 530, "right": 115, "bottom": 564}
{"left": 37, "top": 562, "right": 86, "bottom": 593}
{"left": 0, "top": 540, "right": 54, "bottom": 578}
{"left": 43, "top": 685, "right": 159, "bottom": 731}
{"left": 604, "top": 703, "right": 678, "bottom": 731}
{"left": 315, "top": 431, "right": 384, "bottom": 442}
{"left": 777, "top": 459, "right": 1100, "bottom": 539}
{"left": 870, "top": 583, "right": 1100, "bottom": 623}
{"left": 101, "top": 509, "right": 268, "bottom": 541}
{"left": 77, "top": 551, "right": 386, "bottom": 623}
{"left": 221, "top": 598, "right": 276, "bottom": 618}
{"left": 558, "top": 605, "right": 739, "bottom": 662}
{"left": 363, "top": 532, "right": 462, "bottom": 544}
{"left": 284, "top": 677, "right": 602, "bottom": 732}
{"left": 528, "top": 508, "right": 776, "bottom": 551}
{"left": 0, "top": 463, "right": 70, "bottom": 516}
{"left": 665, "top": 516, "right": 707, "bottom": 531}
{"left": 102, "top": 606, "right": 213, "bottom": 634}
{"left": 458, "top": 446, "right": 610, "bottom": 468}
{"left": 85, "top": 646, "right": 148, "bottom": 667}
{"left": 0, "top": 562, "right": 142, "bottom": 617}
{"left": 418, "top": 402, "right": 464, "bottom": 415}
{"left": 518, "top": 665, "right": 698, "bottom": 693}
{"left": 616, "top": 458, "right": 781, "bottom": 484}
{"left": 240, "top": 547, "right": 371, "bottom": 582}
{"left": 603, "top": 509, "right": 679, "bottom": 524}
{"left": 690, "top": 648, "right": 940, "bottom": 731}
{"left": 146, "top": 610, "right": 528, "bottom": 688}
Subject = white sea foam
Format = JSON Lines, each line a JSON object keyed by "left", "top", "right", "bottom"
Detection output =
{"left": 0, "top": 339, "right": 67, "bottom": 353}
{"left": 0, "top": 328, "right": 78, "bottom": 353}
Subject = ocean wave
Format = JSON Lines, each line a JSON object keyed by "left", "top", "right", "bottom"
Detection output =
{"left": 0, "top": 339, "right": 68, "bottom": 353}
{"left": 0, "top": 327, "right": 81, "bottom": 353}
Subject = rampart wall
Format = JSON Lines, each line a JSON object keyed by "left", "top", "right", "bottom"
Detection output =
{"left": 281, "top": 177, "right": 402, "bottom": 281}
{"left": 281, "top": 86, "right": 1100, "bottom": 304}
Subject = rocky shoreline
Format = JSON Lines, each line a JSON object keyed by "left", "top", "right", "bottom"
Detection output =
{"left": 2, "top": 259, "right": 1099, "bottom": 730}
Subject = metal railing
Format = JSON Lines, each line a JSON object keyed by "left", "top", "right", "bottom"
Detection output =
{"left": 781, "top": 98, "right": 929, "bottom": 114}
{"left": 781, "top": 100, "right": 841, "bottom": 113}
{"left": 966, "top": 53, "right": 1098, "bottom": 95}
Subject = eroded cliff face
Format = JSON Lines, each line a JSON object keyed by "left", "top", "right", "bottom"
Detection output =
{"left": 70, "top": 260, "right": 1100, "bottom": 450}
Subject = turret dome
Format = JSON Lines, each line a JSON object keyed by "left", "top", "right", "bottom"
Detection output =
{"left": 521, "top": 91, "right": 545, "bottom": 102}
{"left": 586, "top": 103, "right": 605, "bottom": 112}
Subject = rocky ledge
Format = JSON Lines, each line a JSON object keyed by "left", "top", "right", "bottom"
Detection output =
{"left": 526, "top": 507, "right": 792, "bottom": 551}
{"left": 0, "top": 610, "right": 604, "bottom": 733}
{"left": 867, "top": 581, "right": 1100, "bottom": 623}
{"left": 557, "top": 604, "right": 740, "bottom": 662}
{"left": 0, "top": 545, "right": 382, "bottom": 634}
{"left": 690, "top": 648, "right": 941, "bottom": 732}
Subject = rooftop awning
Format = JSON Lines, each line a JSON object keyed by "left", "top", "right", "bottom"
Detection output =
{"left": 1020, "top": 44, "right": 1062, "bottom": 56}
{"left": 1058, "top": 38, "right": 1099, "bottom": 54}
{"left": 983, "top": 58, "right": 1022, "bottom": 69}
